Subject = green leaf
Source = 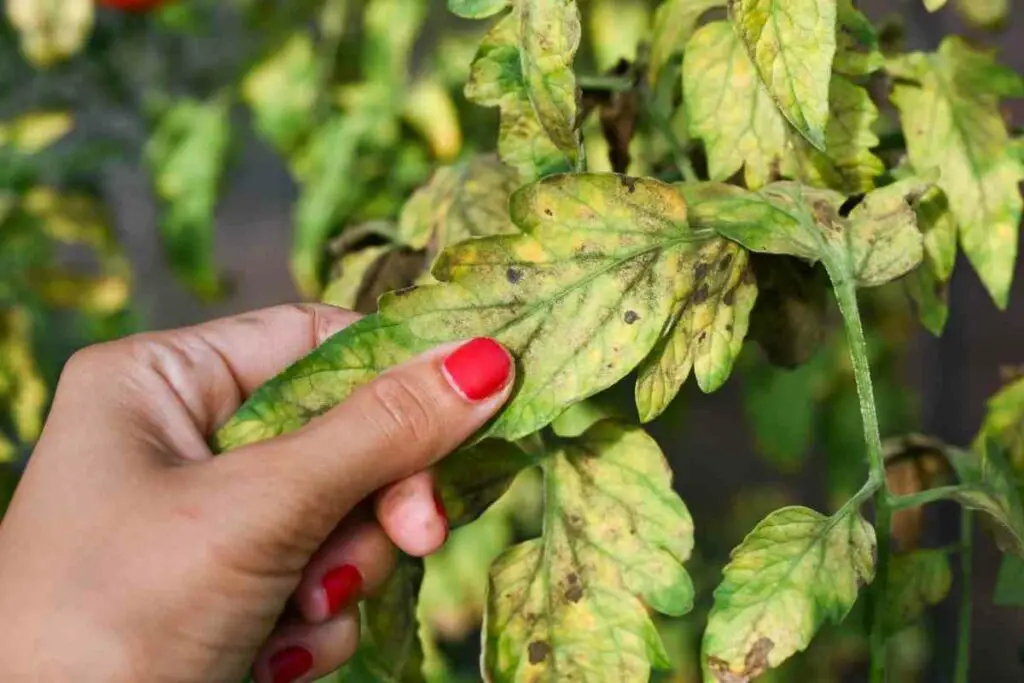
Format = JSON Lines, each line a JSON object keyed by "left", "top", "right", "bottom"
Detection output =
{"left": 647, "top": 0, "right": 725, "bottom": 86}
{"left": 834, "top": 0, "right": 883, "bottom": 76}
{"left": 974, "top": 376, "right": 1024, "bottom": 471}
{"left": 905, "top": 189, "right": 958, "bottom": 335}
{"left": 636, "top": 184, "right": 758, "bottom": 421}
{"left": 551, "top": 397, "right": 622, "bottom": 438}
{"left": 888, "top": 37, "right": 1024, "bottom": 308}
{"left": 337, "top": 556, "right": 426, "bottom": 682}
{"left": 146, "top": 98, "right": 231, "bottom": 299}
{"left": 396, "top": 155, "right": 520, "bottom": 252}
{"left": 994, "top": 554, "right": 1024, "bottom": 607}
{"left": 436, "top": 440, "right": 536, "bottom": 527}
{"left": 465, "top": 7, "right": 579, "bottom": 181}
{"left": 883, "top": 550, "right": 952, "bottom": 634}
{"left": 955, "top": 0, "right": 1009, "bottom": 30}
{"left": 940, "top": 444, "right": 1024, "bottom": 556}
{"left": 6, "top": 0, "right": 93, "bottom": 67}
{"left": 689, "top": 179, "right": 927, "bottom": 288}
{"left": 448, "top": 0, "right": 509, "bottom": 18}
{"left": 742, "top": 357, "right": 822, "bottom": 471}
{"left": 242, "top": 33, "right": 320, "bottom": 155}
{"left": 923, "top": 0, "right": 948, "bottom": 11}
{"left": 483, "top": 421, "right": 694, "bottom": 682}
{"left": 702, "top": 506, "right": 876, "bottom": 682}
{"left": 684, "top": 22, "right": 882, "bottom": 193}
{"left": 361, "top": 0, "right": 427, "bottom": 94}
{"left": 728, "top": 0, "right": 837, "bottom": 150}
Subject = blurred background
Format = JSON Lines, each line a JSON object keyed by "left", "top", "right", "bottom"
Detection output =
{"left": 1, "top": 0, "right": 1022, "bottom": 681}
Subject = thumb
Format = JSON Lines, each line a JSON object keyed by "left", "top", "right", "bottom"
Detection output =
{"left": 207, "top": 337, "right": 514, "bottom": 548}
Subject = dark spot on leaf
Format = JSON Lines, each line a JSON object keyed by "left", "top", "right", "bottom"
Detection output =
{"left": 624, "top": 310, "right": 640, "bottom": 324}
{"left": 718, "top": 253, "right": 734, "bottom": 272}
{"left": 507, "top": 267, "right": 523, "bottom": 284}
{"left": 709, "top": 637, "right": 773, "bottom": 683}
{"left": 567, "top": 573, "right": 579, "bottom": 584}
{"left": 544, "top": 208, "right": 553, "bottom": 217}
{"left": 694, "top": 262, "right": 710, "bottom": 280}
{"left": 620, "top": 176, "right": 638, "bottom": 193}
{"left": 565, "top": 582, "right": 584, "bottom": 603}
{"left": 693, "top": 284, "right": 710, "bottom": 304}
{"left": 723, "top": 289, "right": 735, "bottom": 306}
{"left": 839, "top": 194, "right": 866, "bottom": 217}
{"left": 726, "top": 324, "right": 734, "bottom": 333}
{"left": 528, "top": 640, "right": 550, "bottom": 664}
{"left": 698, "top": 331, "right": 707, "bottom": 343}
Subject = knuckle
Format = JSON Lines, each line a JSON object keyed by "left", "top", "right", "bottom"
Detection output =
{"left": 366, "top": 373, "right": 440, "bottom": 449}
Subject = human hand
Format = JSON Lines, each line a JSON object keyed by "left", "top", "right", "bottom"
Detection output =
{"left": 0, "top": 304, "right": 513, "bottom": 683}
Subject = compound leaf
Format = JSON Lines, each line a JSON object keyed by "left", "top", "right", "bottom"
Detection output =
{"left": 883, "top": 550, "right": 952, "bottom": 634}
{"left": 702, "top": 506, "right": 875, "bottom": 682}
{"left": 728, "top": 0, "right": 837, "bottom": 151}
{"left": 888, "top": 37, "right": 1024, "bottom": 308}
{"left": 146, "top": 98, "right": 232, "bottom": 299}
{"left": 483, "top": 422, "right": 694, "bottom": 682}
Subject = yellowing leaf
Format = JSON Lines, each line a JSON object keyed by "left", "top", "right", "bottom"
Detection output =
{"left": 215, "top": 174, "right": 704, "bottom": 448}
{"left": 0, "top": 309, "right": 47, "bottom": 445}
{"left": 636, "top": 185, "right": 757, "bottom": 421}
{"left": 648, "top": 0, "right": 725, "bottom": 86}
{"left": 483, "top": 422, "right": 694, "bottom": 682}
{"left": 465, "top": 7, "right": 579, "bottom": 181}
{"left": 702, "top": 507, "right": 875, "bottom": 682}
{"left": 923, "top": 0, "right": 948, "bottom": 11}
{"left": 834, "top": 0, "right": 883, "bottom": 77}
{"left": 728, "top": 0, "right": 837, "bottom": 150}
{"left": 906, "top": 189, "right": 958, "bottom": 335}
{"left": 396, "top": 155, "right": 520, "bottom": 252}
{"left": 402, "top": 80, "right": 463, "bottom": 161}
{"left": 146, "top": 98, "right": 232, "bottom": 300}
{"left": 888, "top": 38, "right": 1024, "bottom": 308}
{"left": 6, "top": 0, "right": 93, "bottom": 67}
{"left": 955, "top": 0, "right": 1009, "bottom": 30}
{"left": 242, "top": 33, "right": 320, "bottom": 155}
{"left": 883, "top": 550, "right": 952, "bottom": 635}
{"left": 692, "top": 179, "right": 927, "bottom": 289}
{"left": 448, "top": 0, "right": 509, "bottom": 18}
{"left": 684, "top": 22, "right": 882, "bottom": 193}
{"left": 0, "top": 112, "right": 73, "bottom": 154}
{"left": 588, "top": 0, "right": 649, "bottom": 72}
{"left": 974, "top": 376, "right": 1024, "bottom": 471}
{"left": 321, "top": 244, "right": 395, "bottom": 310}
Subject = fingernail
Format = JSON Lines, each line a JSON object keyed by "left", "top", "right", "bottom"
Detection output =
{"left": 322, "top": 564, "right": 363, "bottom": 616}
{"left": 442, "top": 338, "right": 511, "bottom": 401}
{"left": 434, "top": 487, "right": 449, "bottom": 541}
{"left": 269, "top": 646, "right": 312, "bottom": 683}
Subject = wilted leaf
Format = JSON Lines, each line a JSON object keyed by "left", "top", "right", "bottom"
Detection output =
{"left": 483, "top": 422, "right": 694, "bottom": 682}
{"left": 884, "top": 550, "right": 952, "bottom": 634}
{"left": 702, "top": 507, "right": 875, "bottom": 682}
{"left": 242, "top": 33, "right": 320, "bottom": 155}
{"left": 905, "top": 189, "right": 958, "bottom": 335}
{"left": 0, "top": 112, "right": 73, "bottom": 154}
{"left": 994, "top": 554, "right": 1024, "bottom": 607}
{"left": 647, "top": 0, "right": 724, "bottom": 86}
{"left": 888, "top": 37, "right": 1024, "bottom": 308}
{"left": 448, "top": 0, "right": 509, "bottom": 18}
{"left": 955, "top": 0, "right": 1009, "bottom": 30}
{"left": 974, "top": 376, "right": 1024, "bottom": 471}
{"left": 146, "top": 98, "right": 232, "bottom": 299}
{"left": 691, "top": 179, "right": 927, "bottom": 288}
{"left": 728, "top": 0, "right": 837, "bottom": 150}
{"left": 684, "top": 22, "right": 882, "bottom": 193}
{"left": 634, "top": 188, "right": 757, "bottom": 420}
{"left": 6, "top": 0, "right": 93, "bottom": 67}
{"left": 940, "top": 443, "right": 1024, "bottom": 556}
{"left": 396, "top": 155, "right": 520, "bottom": 253}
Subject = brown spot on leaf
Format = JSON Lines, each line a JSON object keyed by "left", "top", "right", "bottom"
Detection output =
{"left": 507, "top": 267, "right": 524, "bottom": 284}
{"left": 708, "top": 637, "right": 773, "bottom": 683}
{"left": 694, "top": 262, "right": 710, "bottom": 280}
{"left": 698, "top": 331, "right": 707, "bottom": 343}
{"left": 693, "top": 284, "right": 710, "bottom": 304}
{"left": 620, "top": 176, "right": 638, "bottom": 193}
{"left": 624, "top": 310, "right": 640, "bottom": 324}
{"left": 723, "top": 289, "right": 735, "bottom": 306}
{"left": 528, "top": 640, "right": 550, "bottom": 664}
{"left": 718, "top": 253, "right": 734, "bottom": 272}
{"left": 544, "top": 208, "right": 554, "bottom": 217}
{"left": 565, "top": 582, "right": 584, "bottom": 603}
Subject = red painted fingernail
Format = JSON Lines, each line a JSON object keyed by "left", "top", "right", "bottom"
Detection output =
{"left": 269, "top": 646, "right": 312, "bottom": 683}
{"left": 322, "top": 564, "right": 363, "bottom": 616}
{"left": 434, "top": 488, "right": 449, "bottom": 540}
{"left": 442, "top": 338, "right": 511, "bottom": 401}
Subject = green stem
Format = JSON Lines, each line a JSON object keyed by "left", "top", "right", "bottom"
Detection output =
{"left": 576, "top": 75, "right": 635, "bottom": 93}
{"left": 955, "top": 510, "right": 974, "bottom": 683}
{"left": 888, "top": 485, "right": 964, "bottom": 511}
{"left": 830, "top": 275, "right": 890, "bottom": 683}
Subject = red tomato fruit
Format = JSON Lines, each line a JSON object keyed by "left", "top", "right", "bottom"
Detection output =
{"left": 98, "top": 0, "right": 170, "bottom": 12}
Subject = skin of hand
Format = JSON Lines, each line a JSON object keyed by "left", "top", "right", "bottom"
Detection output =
{"left": 0, "top": 304, "right": 514, "bottom": 683}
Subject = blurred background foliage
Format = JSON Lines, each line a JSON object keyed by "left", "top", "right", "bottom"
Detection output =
{"left": 1, "top": 0, "right": 1023, "bottom": 681}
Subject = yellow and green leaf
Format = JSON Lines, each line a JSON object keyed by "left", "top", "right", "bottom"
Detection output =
{"left": 702, "top": 506, "right": 875, "bottom": 682}
{"left": 905, "top": 189, "right": 958, "bottom": 335}
{"left": 6, "top": 0, "right": 93, "bottom": 68}
{"left": 448, "top": 0, "right": 509, "bottom": 18}
{"left": 242, "top": 33, "right": 320, "bottom": 155}
{"left": 883, "top": 550, "right": 952, "bottom": 635}
{"left": 647, "top": 0, "right": 724, "bottom": 86}
{"left": 973, "top": 376, "right": 1024, "bottom": 470}
{"left": 483, "top": 422, "right": 694, "bottom": 682}
{"left": 939, "top": 444, "right": 1024, "bottom": 556}
{"left": 0, "top": 112, "right": 73, "bottom": 154}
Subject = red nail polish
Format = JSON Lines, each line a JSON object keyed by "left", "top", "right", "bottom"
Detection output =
{"left": 442, "top": 338, "right": 511, "bottom": 401}
{"left": 322, "top": 564, "right": 363, "bottom": 616}
{"left": 269, "top": 646, "right": 312, "bottom": 683}
{"left": 434, "top": 488, "right": 449, "bottom": 540}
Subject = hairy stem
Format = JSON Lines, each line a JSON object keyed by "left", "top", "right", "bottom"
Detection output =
{"left": 830, "top": 275, "right": 890, "bottom": 683}
{"left": 888, "top": 485, "right": 964, "bottom": 511}
{"left": 955, "top": 510, "right": 974, "bottom": 683}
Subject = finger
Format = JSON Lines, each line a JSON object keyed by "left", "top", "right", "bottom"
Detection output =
{"left": 375, "top": 470, "right": 448, "bottom": 557}
{"left": 215, "top": 337, "right": 513, "bottom": 545}
{"left": 294, "top": 514, "right": 396, "bottom": 624}
{"left": 251, "top": 608, "right": 360, "bottom": 683}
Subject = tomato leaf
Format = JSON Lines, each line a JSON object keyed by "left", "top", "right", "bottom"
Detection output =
{"left": 888, "top": 37, "right": 1024, "bottom": 308}
{"left": 973, "top": 376, "right": 1024, "bottom": 471}
{"left": 6, "top": 0, "right": 93, "bottom": 67}
{"left": 905, "top": 189, "right": 958, "bottom": 336}
{"left": 728, "top": 0, "right": 837, "bottom": 151}
{"left": 483, "top": 421, "right": 694, "bottom": 682}
{"left": 940, "top": 443, "right": 1024, "bottom": 557}
{"left": 436, "top": 440, "right": 536, "bottom": 527}
{"left": 242, "top": 33, "right": 320, "bottom": 155}
{"left": 702, "top": 506, "right": 875, "bottom": 682}
{"left": 448, "top": 0, "right": 509, "bottom": 19}
{"left": 647, "top": 0, "right": 725, "bottom": 87}
{"left": 883, "top": 550, "right": 952, "bottom": 635}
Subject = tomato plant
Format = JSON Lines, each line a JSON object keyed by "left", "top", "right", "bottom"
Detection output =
{"left": 98, "top": 0, "right": 171, "bottom": 12}
{"left": 3, "top": 0, "right": 1024, "bottom": 681}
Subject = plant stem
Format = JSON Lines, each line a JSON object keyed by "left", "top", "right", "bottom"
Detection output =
{"left": 888, "top": 485, "right": 964, "bottom": 511}
{"left": 576, "top": 75, "right": 635, "bottom": 93}
{"left": 830, "top": 275, "right": 890, "bottom": 683}
{"left": 954, "top": 509, "right": 974, "bottom": 683}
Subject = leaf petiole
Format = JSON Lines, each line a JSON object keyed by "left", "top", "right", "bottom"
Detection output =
{"left": 888, "top": 485, "right": 968, "bottom": 511}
